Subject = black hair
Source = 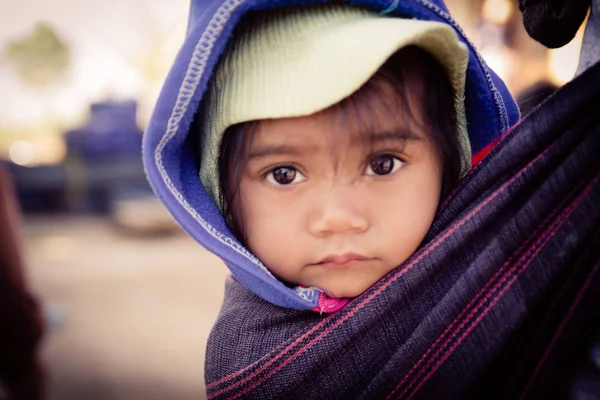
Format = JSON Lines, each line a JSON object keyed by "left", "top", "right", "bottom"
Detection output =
{"left": 217, "top": 46, "right": 464, "bottom": 244}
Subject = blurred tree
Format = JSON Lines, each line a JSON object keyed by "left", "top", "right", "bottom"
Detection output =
{"left": 5, "top": 22, "right": 70, "bottom": 89}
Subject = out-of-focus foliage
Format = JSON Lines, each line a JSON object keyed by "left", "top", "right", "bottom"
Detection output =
{"left": 5, "top": 23, "right": 70, "bottom": 88}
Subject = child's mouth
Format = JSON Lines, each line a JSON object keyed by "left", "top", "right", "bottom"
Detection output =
{"left": 316, "top": 253, "right": 373, "bottom": 267}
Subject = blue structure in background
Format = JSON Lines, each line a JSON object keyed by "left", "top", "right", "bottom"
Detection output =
{"left": 7, "top": 100, "right": 150, "bottom": 213}
{"left": 64, "top": 100, "right": 143, "bottom": 160}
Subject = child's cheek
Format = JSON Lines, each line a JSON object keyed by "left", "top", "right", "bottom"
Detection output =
{"left": 239, "top": 180, "right": 300, "bottom": 241}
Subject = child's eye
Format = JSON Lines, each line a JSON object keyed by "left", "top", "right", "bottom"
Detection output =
{"left": 366, "top": 155, "right": 404, "bottom": 176}
{"left": 266, "top": 166, "right": 306, "bottom": 186}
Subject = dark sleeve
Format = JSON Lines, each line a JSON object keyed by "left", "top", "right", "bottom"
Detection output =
{"left": 0, "top": 166, "right": 45, "bottom": 400}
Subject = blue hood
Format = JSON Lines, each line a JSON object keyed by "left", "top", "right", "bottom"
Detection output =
{"left": 142, "top": 0, "right": 520, "bottom": 311}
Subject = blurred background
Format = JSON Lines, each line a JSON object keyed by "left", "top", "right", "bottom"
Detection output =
{"left": 0, "top": 0, "right": 585, "bottom": 399}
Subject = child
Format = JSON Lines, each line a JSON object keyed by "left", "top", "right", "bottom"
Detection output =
{"left": 143, "top": 1, "right": 519, "bottom": 312}
{"left": 200, "top": 4, "right": 470, "bottom": 300}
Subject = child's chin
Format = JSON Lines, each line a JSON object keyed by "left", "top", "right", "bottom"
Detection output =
{"left": 326, "top": 284, "right": 371, "bottom": 299}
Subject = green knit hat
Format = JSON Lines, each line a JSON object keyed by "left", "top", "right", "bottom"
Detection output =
{"left": 199, "top": 4, "right": 470, "bottom": 207}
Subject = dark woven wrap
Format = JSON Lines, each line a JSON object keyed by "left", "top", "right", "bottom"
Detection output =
{"left": 205, "top": 62, "right": 600, "bottom": 399}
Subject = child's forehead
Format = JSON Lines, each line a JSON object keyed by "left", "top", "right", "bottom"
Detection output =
{"left": 249, "top": 106, "right": 425, "bottom": 154}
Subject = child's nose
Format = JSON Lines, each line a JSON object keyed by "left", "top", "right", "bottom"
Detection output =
{"left": 308, "top": 187, "right": 369, "bottom": 236}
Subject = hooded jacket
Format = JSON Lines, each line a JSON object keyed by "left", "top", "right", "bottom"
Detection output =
{"left": 142, "top": 0, "right": 520, "bottom": 311}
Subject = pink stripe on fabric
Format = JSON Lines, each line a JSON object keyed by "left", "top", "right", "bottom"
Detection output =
{"left": 207, "top": 138, "right": 561, "bottom": 396}
{"left": 519, "top": 260, "right": 600, "bottom": 400}
{"left": 206, "top": 319, "right": 328, "bottom": 390}
{"left": 395, "top": 177, "right": 598, "bottom": 400}
{"left": 232, "top": 196, "right": 570, "bottom": 400}
{"left": 385, "top": 180, "right": 578, "bottom": 399}
{"left": 401, "top": 213, "right": 568, "bottom": 399}
{"left": 208, "top": 206, "right": 483, "bottom": 397}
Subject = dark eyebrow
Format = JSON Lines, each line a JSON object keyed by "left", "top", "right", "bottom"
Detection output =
{"left": 248, "top": 130, "right": 422, "bottom": 160}
{"left": 354, "top": 130, "right": 424, "bottom": 145}
{"left": 248, "top": 144, "right": 313, "bottom": 160}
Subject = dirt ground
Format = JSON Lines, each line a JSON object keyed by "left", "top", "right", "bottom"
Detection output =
{"left": 22, "top": 216, "right": 229, "bottom": 400}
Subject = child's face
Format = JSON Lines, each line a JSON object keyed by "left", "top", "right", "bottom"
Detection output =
{"left": 236, "top": 77, "right": 443, "bottom": 298}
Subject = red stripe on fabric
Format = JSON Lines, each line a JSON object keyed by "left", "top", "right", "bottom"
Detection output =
{"left": 207, "top": 135, "right": 560, "bottom": 397}
{"left": 519, "top": 260, "right": 600, "bottom": 400}
{"left": 236, "top": 193, "right": 574, "bottom": 400}
{"left": 397, "top": 177, "right": 598, "bottom": 400}
{"left": 385, "top": 179, "right": 579, "bottom": 399}
{"left": 472, "top": 121, "right": 519, "bottom": 168}
{"left": 209, "top": 184, "right": 511, "bottom": 398}
{"left": 471, "top": 136, "right": 502, "bottom": 166}
{"left": 400, "top": 212, "right": 567, "bottom": 399}
{"left": 208, "top": 193, "right": 498, "bottom": 397}
{"left": 206, "top": 318, "right": 326, "bottom": 390}
{"left": 210, "top": 209, "right": 476, "bottom": 398}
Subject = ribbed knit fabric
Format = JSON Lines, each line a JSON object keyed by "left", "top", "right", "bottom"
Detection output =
{"left": 199, "top": 4, "right": 470, "bottom": 207}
